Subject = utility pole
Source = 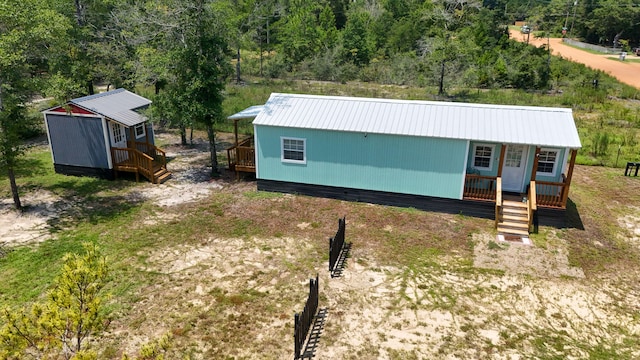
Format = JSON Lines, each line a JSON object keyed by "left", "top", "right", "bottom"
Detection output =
{"left": 570, "top": 1, "right": 578, "bottom": 35}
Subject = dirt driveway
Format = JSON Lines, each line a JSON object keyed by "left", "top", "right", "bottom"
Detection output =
{"left": 510, "top": 29, "right": 640, "bottom": 89}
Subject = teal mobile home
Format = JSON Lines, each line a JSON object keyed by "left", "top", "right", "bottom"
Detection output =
{"left": 236, "top": 93, "right": 581, "bottom": 232}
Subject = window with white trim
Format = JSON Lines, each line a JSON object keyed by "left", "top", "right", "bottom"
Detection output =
{"left": 134, "top": 124, "right": 146, "bottom": 139}
{"left": 537, "top": 148, "right": 559, "bottom": 175}
{"left": 472, "top": 144, "right": 494, "bottom": 170}
{"left": 281, "top": 137, "right": 306, "bottom": 163}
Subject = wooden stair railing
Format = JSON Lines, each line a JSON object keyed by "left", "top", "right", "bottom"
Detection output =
{"left": 495, "top": 178, "right": 502, "bottom": 229}
{"left": 495, "top": 179, "right": 533, "bottom": 236}
{"left": 528, "top": 181, "right": 537, "bottom": 232}
{"left": 112, "top": 145, "right": 171, "bottom": 184}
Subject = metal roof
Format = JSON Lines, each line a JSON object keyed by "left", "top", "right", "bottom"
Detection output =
{"left": 253, "top": 93, "right": 582, "bottom": 148}
{"left": 71, "top": 88, "right": 151, "bottom": 127}
{"left": 228, "top": 105, "right": 264, "bottom": 120}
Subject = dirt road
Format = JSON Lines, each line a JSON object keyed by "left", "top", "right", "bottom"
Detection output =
{"left": 510, "top": 29, "right": 640, "bottom": 89}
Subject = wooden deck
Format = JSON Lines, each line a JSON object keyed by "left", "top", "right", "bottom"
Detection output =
{"left": 111, "top": 142, "right": 171, "bottom": 184}
{"left": 226, "top": 137, "right": 256, "bottom": 176}
{"left": 463, "top": 174, "right": 568, "bottom": 209}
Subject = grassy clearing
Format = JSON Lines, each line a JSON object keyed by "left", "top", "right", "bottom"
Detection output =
{"left": 2, "top": 136, "right": 640, "bottom": 358}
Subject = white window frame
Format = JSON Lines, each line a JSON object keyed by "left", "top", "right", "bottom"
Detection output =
{"left": 134, "top": 124, "right": 146, "bottom": 139}
{"left": 536, "top": 148, "right": 560, "bottom": 176}
{"left": 472, "top": 144, "right": 495, "bottom": 171}
{"left": 281, "top": 137, "right": 306, "bottom": 164}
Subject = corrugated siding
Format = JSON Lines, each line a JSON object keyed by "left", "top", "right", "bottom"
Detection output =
{"left": 255, "top": 126, "right": 467, "bottom": 199}
{"left": 46, "top": 114, "right": 110, "bottom": 169}
{"left": 253, "top": 93, "right": 582, "bottom": 149}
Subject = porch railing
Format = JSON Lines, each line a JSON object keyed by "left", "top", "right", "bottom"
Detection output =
{"left": 111, "top": 147, "right": 154, "bottom": 182}
{"left": 226, "top": 137, "right": 256, "bottom": 173}
{"left": 464, "top": 174, "right": 498, "bottom": 201}
{"left": 134, "top": 141, "right": 167, "bottom": 166}
{"left": 535, "top": 179, "right": 567, "bottom": 208}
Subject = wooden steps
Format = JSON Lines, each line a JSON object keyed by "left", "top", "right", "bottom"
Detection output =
{"left": 153, "top": 166, "right": 172, "bottom": 184}
{"left": 112, "top": 145, "right": 171, "bottom": 184}
{"left": 497, "top": 199, "right": 530, "bottom": 236}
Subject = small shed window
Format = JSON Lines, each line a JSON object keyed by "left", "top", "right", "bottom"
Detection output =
{"left": 537, "top": 148, "right": 559, "bottom": 176}
{"left": 472, "top": 144, "right": 494, "bottom": 170}
{"left": 134, "top": 124, "right": 146, "bottom": 139}
{"left": 281, "top": 137, "right": 306, "bottom": 164}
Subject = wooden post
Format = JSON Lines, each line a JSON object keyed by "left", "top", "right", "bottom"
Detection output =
{"left": 530, "top": 147, "right": 541, "bottom": 182}
{"left": 561, "top": 149, "right": 578, "bottom": 207}
{"left": 234, "top": 119, "right": 239, "bottom": 147}
{"left": 128, "top": 126, "right": 135, "bottom": 148}
{"left": 496, "top": 144, "right": 506, "bottom": 177}
{"left": 145, "top": 122, "right": 150, "bottom": 146}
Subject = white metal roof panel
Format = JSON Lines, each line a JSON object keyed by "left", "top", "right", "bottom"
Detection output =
{"left": 71, "top": 88, "right": 151, "bottom": 127}
{"left": 228, "top": 105, "right": 265, "bottom": 120}
{"left": 253, "top": 93, "right": 582, "bottom": 148}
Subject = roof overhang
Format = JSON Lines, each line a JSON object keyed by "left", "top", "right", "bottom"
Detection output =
{"left": 228, "top": 105, "right": 264, "bottom": 121}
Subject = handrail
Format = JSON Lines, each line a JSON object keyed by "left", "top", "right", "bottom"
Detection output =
{"left": 134, "top": 141, "right": 167, "bottom": 169}
{"left": 495, "top": 177, "right": 502, "bottom": 229}
{"left": 528, "top": 181, "right": 537, "bottom": 232}
{"left": 112, "top": 147, "right": 156, "bottom": 183}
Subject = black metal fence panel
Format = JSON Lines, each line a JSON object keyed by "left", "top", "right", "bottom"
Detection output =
{"left": 294, "top": 274, "right": 319, "bottom": 359}
{"left": 329, "top": 217, "right": 346, "bottom": 273}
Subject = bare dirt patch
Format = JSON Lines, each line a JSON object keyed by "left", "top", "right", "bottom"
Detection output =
{"left": 0, "top": 190, "right": 64, "bottom": 245}
{"left": 0, "top": 132, "right": 230, "bottom": 246}
{"left": 473, "top": 232, "right": 585, "bottom": 278}
{"left": 114, "top": 229, "right": 640, "bottom": 359}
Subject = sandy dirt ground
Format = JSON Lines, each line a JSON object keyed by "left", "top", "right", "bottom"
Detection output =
{"left": 510, "top": 29, "right": 640, "bottom": 89}
{"left": 3, "top": 135, "right": 640, "bottom": 359}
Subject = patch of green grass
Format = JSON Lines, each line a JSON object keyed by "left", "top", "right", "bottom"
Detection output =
{"left": 606, "top": 57, "right": 640, "bottom": 63}
{"left": 0, "top": 236, "right": 87, "bottom": 304}
{"left": 242, "top": 190, "right": 283, "bottom": 200}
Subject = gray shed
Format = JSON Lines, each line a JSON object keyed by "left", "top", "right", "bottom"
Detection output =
{"left": 42, "top": 89, "right": 171, "bottom": 183}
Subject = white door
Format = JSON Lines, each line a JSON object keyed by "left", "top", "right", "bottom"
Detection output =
{"left": 110, "top": 122, "right": 127, "bottom": 148}
{"left": 502, "top": 145, "right": 528, "bottom": 192}
{"left": 109, "top": 122, "right": 128, "bottom": 163}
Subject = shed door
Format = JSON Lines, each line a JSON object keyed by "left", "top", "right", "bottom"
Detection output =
{"left": 110, "top": 122, "right": 127, "bottom": 148}
{"left": 502, "top": 145, "right": 528, "bottom": 192}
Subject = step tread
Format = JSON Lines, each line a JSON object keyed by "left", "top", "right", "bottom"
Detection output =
{"left": 502, "top": 214, "right": 529, "bottom": 222}
{"left": 497, "top": 227, "right": 529, "bottom": 236}
{"left": 502, "top": 208, "right": 528, "bottom": 214}
{"left": 156, "top": 172, "right": 172, "bottom": 184}
{"left": 499, "top": 221, "right": 529, "bottom": 229}
{"left": 502, "top": 200, "right": 528, "bottom": 208}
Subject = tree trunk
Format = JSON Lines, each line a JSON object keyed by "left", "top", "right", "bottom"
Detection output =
{"left": 8, "top": 167, "right": 22, "bottom": 211}
{"left": 438, "top": 59, "right": 445, "bottom": 96}
{"left": 179, "top": 125, "right": 187, "bottom": 145}
{"left": 236, "top": 47, "right": 241, "bottom": 84}
{"left": 207, "top": 126, "right": 219, "bottom": 177}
